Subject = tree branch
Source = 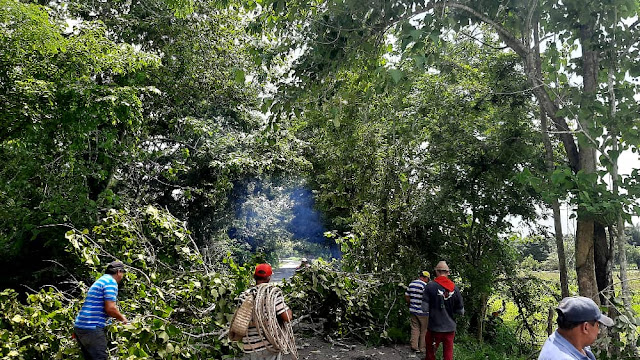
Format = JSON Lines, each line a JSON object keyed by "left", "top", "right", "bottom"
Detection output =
{"left": 439, "top": 2, "right": 529, "bottom": 57}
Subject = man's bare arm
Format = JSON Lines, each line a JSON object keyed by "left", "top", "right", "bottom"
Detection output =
{"left": 279, "top": 309, "right": 293, "bottom": 322}
{"left": 105, "top": 301, "right": 128, "bottom": 324}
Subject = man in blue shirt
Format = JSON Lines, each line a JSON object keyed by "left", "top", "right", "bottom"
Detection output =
{"left": 404, "top": 270, "right": 430, "bottom": 352}
{"left": 74, "top": 261, "right": 129, "bottom": 360}
{"left": 538, "top": 296, "right": 614, "bottom": 360}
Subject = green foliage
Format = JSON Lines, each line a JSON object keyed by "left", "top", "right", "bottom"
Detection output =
{"left": 511, "top": 235, "right": 552, "bottom": 263}
{"left": 519, "top": 255, "right": 541, "bottom": 272}
{"left": 0, "top": 206, "right": 252, "bottom": 359}
{"left": 595, "top": 295, "right": 640, "bottom": 360}
{"left": 0, "top": 0, "right": 159, "bottom": 288}
{"left": 3, "top": 0, "right": 640, "bottom": 357}
{"left": 481, "top": 273, "right": 561, "bottom": 358}
{"left": 65, "top": 206, "right": 253, "bottom": 358}
{"left": 624, "top": 244, "right": 640, "bottom": 270}
{"left": 79, "top": 0, "right": 311, "bottom": 254}
{"left": 454, "top": 334, "right": 527, "bottom": 360}
{"left": 0, "top": 0, "right": 309, "bottom": 292}
{"left": 252, "top": 0, "right": 640, "bottom": 311}
{"left": 0, "top": 288, "right": 79, "bottom": 359}
{"left": 282, "top": 260, "right": 409, "bottom": 344}
{"left": 289, "top": 32, "right": 546, "bottom": 341}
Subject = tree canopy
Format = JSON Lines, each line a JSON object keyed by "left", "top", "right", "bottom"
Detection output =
{"left": 2, "top": 0, "right": 640, "bottom": 357}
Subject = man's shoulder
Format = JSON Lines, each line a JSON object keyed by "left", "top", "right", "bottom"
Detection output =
{"left": 537, "top": 333, "right": 574, "bottom": 360}
{"left": 425, "top": 281, "right": 440, "bottom": 290}
{"left": 538, "top": 346, "right": 574, "bottom": 360}
{"left": 98, "top": 274, "right": 117, "bottom": 287}
{"left": 239, "top": 286, "right": 256, "bottom": 297}
{"left": 91, "top": 274, "right": 112, "bottom": 287}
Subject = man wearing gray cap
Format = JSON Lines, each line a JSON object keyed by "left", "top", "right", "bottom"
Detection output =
{"left": 74, "top": 261, "right": 129, "bottom": 360}
{"left": 538, "top": 296, "right": 614, "bottom": 360}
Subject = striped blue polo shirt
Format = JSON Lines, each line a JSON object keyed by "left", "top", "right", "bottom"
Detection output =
{"left": 405, "top": 279, "right": 428, "bottom": 316}
{"left": 74, "top": 274, "right": 119, "bottom": 329}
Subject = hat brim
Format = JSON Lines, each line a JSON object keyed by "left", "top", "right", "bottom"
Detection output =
{"left": 598, "top": 314, "right": 614, "bottom": 327}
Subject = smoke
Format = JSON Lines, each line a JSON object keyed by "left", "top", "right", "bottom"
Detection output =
{"left": 288, "top": 187, "right": 340, "bottom": 258}
{"left": 228, "top": 178, "right": 340, "bottom": 259}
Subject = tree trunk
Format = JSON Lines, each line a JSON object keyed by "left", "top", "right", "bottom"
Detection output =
{"left": 540, "top": 108, "right": 570, "bottom": 298}
{"left": 547, "top": 306, "right": 554, "bottom": 336}
{"left": 528, "top": 14, "right": 600, "bottom": 300}
{"left": 576, "top": 219, "right": 598, "bottom": 300}
{"left": 476, "top": 293, "right": 488, "bottom": 343}
{"left": 458, "top": 0, "right": 600, "bottom": 302}
{"left": 608, "top": 38, "right": 634, "bottom": 351}
{"left": 575, "top": 21, "right": 600, "bottom": 302}
{"left": 532, "top": 21, "right": 570, "bottom": 298}
{"left": 594, "top": 222, "right": 610, "bottom": 304}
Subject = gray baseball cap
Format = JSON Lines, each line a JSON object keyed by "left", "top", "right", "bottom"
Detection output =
{"left": 556, "top": 296, "right": 614, "bottom": 327}
{"left": 106, "top": 261, "right": 127, "bottom": 273}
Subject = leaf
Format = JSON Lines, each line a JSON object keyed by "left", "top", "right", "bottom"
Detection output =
{"left": 389, "top": 69, "right": 403, "bottom": 84}
{"left": 158, "top": 331, "right": 169, "bottom": 342}
{"left": 429, "top": 30, "right": 440, "bottom": 44}
{"left": 234, "top": 69, "right": 246, "bottom": 84}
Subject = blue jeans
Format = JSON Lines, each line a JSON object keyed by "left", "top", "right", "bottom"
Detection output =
{"left": 74, "top": 327, "right": 108, "bottom": 360}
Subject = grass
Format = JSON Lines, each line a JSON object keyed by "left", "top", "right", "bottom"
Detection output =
{"left": 482, "top": 269, "right": 640, "bottom": 357}
{"left": 454, "top": 335, "right": 529, "bottom": 360}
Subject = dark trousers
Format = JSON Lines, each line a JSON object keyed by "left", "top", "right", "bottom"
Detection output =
{"left": 74, "top": 327, "right": 108, "bottom": 360}
{"left": 425, "top": 330, "right": 455, "bottom": 360}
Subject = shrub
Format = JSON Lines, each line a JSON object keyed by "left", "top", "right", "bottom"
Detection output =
{"left": 1, "top": 206, "right": 252, "bottom": 359}
{"left": 519, "top": 255, "right": 540, "bottom": 271}
{"left": 281, "top": 259, "right": 409, "bottom": 344}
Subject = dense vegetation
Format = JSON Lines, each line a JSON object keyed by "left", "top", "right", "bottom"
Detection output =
{"left": 1, "top": 0, "right": 640, "bottom": 358}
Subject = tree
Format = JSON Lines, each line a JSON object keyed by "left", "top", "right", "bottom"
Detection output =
{"left": 292, "top": 34, "right": 545, "bottom": 339}
{"left": 0, "top": 0, "right": 312, "bottom": 290}
{"left": 70, "top": 0, "right": 310, "bottom": 251}
{"left": 0, "top": 0, "right": 158, "bottom": 288}
{"left": 249, "top": 0, "right": 640, "bottom": 302}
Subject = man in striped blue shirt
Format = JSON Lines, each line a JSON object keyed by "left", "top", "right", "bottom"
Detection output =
{"left": 74, "top": 261, "right": 129, "bottom": 360}
{"left": 404, "top": 270, "right": 430, "bottom": 352}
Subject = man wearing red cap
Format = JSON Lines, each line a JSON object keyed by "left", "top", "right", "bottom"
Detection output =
{"left": 237, "top": 263, "right": 293, "bottom": 360}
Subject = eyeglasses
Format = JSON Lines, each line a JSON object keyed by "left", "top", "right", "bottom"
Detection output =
{"left": 436, "top": 269, "right": 450, "bottom": 273}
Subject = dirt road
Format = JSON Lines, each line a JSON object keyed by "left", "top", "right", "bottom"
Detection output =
{"left": 272, "top": 259, "right": 301, "bottom": 282}
{"left": 295, "top": 336, "right": 420, "bottom": 360}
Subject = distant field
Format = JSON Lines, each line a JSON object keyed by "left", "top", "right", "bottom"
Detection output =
{"left": 486, "top": 269, "right": 640, "bottom": 348}
{"left": 531, "top": 269, "right": 640, "bottom": 292}
{"left": 531, "top": 270, "right": 640, "bottom": 312}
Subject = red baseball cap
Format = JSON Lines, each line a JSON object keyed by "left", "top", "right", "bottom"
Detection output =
{"left": 254, "top": 264, "right": 273, "bottom": 277}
